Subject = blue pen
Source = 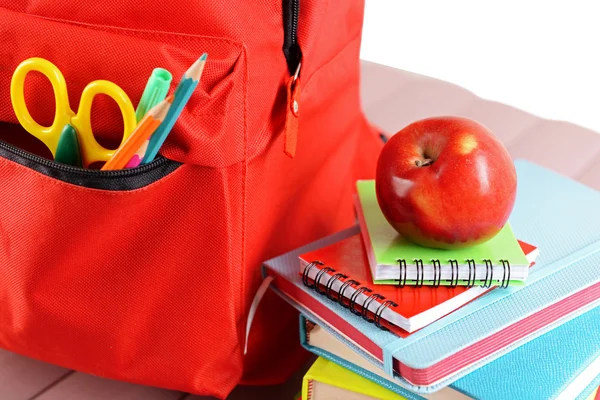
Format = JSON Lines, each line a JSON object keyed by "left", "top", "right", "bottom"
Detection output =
{"left": 142, "top": 53, "right": 207, "bottom": 164}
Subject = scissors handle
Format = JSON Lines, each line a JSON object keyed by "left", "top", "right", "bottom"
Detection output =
{"left": 10, "top": 58, "right": 74, "bottom": 157}
{"left": 71, "top": 81, "right": 136, "bottom": 166}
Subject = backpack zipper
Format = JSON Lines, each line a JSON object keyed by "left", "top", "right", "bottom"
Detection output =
{"left": 282, "top": 0, "right": 302, "bottom": 158}
{"left": 0, "top": 140, "right": 166, "bottom": 177}
{"left": 283, "top": 0, "right": 302, "bottom": 75}
{"left": 0, "top": 139, "right": 180, "bottom": 190}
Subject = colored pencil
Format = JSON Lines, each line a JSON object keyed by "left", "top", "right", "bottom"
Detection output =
{"left": 142, "top": 53, "right": 207, "bottom": 164}
{"left": 124, "top": 139, "right": 150, "bottom": 169}
{"left": 102, "top": 95, "right": 174, "bottom": 171}
{"left": 127, "top": 68, "right": 173, "bottom": 168}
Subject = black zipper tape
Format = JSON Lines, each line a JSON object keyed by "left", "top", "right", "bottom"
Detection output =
{"left": 283, "top": 0, "right": 302, "bottom": 75}
{"left": 0, "top": 140, "right": 181, "bottom": 191}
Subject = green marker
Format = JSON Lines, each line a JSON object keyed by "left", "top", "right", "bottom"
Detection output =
{"left": 135, "top": 68, "right": 173, "bottom": 122}
{"left": 55, "top": 124, "right": 82, "bottom": 167}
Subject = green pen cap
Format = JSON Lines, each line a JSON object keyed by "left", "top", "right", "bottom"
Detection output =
{"left": 135, "top": 68, "right": 173, "bottom": 122}
{"left": 55, "top": 124, "right": 82, "bottom": 167}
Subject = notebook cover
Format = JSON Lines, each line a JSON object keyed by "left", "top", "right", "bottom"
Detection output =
{"left": 263, "top": 160, "right": 600, "bottom": 393}
{"left": 302, "top": 357, "right": 408, "bottom": 400}
{"left": 299, "top": 234, "right": 536, "bottom": 332}
{"left": 300, "top": 307, "right": 600, "bottom": 400}
{"left": 355, "top": 180, "right": 529, "bottom": 284}
{"left": 449, "top": 303, "right": 600, "bottom": 400}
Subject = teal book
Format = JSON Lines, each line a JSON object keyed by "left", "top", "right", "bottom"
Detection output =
{"left": 300, "top": 307, "right": 600, "bottom": 400}
{"left": 355, "top": 180, "right": 529, "bottom": 286}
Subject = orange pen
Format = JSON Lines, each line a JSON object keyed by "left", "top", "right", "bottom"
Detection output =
{"left": 102, "top": 95, "right": 174, "bottom": 171}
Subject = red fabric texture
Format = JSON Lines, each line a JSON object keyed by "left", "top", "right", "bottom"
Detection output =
{"left": 0, "top": 2, "right": 382, "bottom": 398}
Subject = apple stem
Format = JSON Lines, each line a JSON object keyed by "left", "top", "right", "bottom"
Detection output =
{"left": 415, "top": 158, "right": 434, "bottom": 167}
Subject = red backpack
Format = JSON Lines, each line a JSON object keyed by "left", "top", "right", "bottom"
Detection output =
{"left": 0, "top": 1, "right": 382, "bottom": 397}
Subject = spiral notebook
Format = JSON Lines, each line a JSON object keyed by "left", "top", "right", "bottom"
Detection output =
{"left": 355, "top": 180, "right": 531, "bottom": 286}
{"left": 299, "top": 234, "right": 537, "bottom": 333}
{"left": 263, "top": 160, "right": 600, "bottom": 393}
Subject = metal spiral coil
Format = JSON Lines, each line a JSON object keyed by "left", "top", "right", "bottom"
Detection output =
{"left": 349, "top": 287, "right": 373, "bottom": 315}
{"left": 482, "top": 259, "right": 494, "bottom": 288}
{"left": 397, "top": 258, "right": 407, "bottom": 287}
{"left": 500, "top": 259, "right": 511, "bottom": 288}
{"left": 431, "top": 259, "right": 442, "bottom": 287}
{"left": 361, "top": 293, "right": 385, "bottom": 322}
{"left": 375, "top": 300, "right": 398, "bottom": 330}
{"left": 314, "top": 267, "right": 335, "bottom": 295}
{"left": 414, "top": 259, "right": 424, "bottom": 287}
{"left": 302, "top": 260, "right": 324, "bottom": 288}
{"left": 325, "top": 273, "right": 348, "bottom": 301}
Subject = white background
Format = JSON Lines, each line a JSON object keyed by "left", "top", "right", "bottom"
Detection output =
{"left": 361, "top": 0, "right": 600, "bottom": 133}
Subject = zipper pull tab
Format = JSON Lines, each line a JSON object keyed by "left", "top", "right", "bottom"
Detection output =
{"left": 284, "top": 62, "right": 302, "bottom": 158}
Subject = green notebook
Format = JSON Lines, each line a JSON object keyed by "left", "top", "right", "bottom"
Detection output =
{"left": 356, "top": 180, "right": 530, "bottom": 286}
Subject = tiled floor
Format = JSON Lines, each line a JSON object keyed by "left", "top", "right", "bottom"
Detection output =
{"left": 2, "top": 61, "right": 599, "bottom": 399}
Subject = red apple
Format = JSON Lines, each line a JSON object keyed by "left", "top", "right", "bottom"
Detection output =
{"left": 375, "top": 116, "right": 516, "bottom": 249}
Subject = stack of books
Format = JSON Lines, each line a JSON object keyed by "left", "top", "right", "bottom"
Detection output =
{"left": 260, "top": 160, "right": 600, "bottom": 399}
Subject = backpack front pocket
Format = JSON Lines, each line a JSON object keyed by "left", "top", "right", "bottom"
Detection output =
{"left": 0, "top": 7, "right": 248, "bottom": 397}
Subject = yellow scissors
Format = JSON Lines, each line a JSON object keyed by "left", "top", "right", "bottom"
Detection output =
{"left": 10, "top": 57, "right": 136, "bottom": 167}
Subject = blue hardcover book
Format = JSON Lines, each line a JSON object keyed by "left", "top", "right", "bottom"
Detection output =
{"left": 300, "top": 307, "right": 600, "bottom": 400}
{"left": 262, "top": 160, "right": 600, "bottom": 394}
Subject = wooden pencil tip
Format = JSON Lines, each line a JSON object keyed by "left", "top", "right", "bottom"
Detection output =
{"left": 148, "top": 96, "right": 173, "bottom": 121}
{"left": 187, "top": 54, "right": 208, "bottom": 81}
